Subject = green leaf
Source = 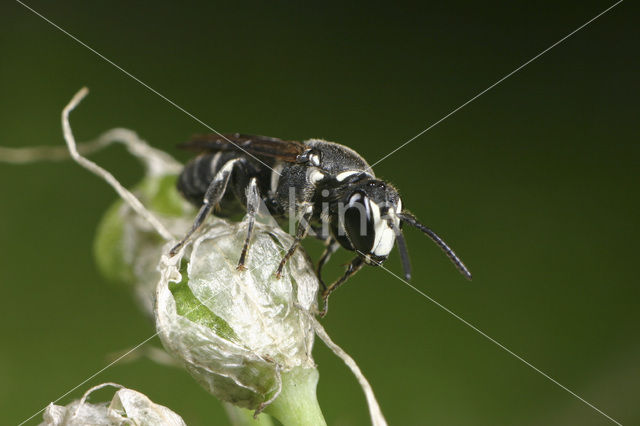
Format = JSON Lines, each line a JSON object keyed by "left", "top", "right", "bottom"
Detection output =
{"left": 169, "top": 262, "right": 238, "bottom": 342}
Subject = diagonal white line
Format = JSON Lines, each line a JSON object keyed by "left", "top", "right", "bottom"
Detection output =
{"left": 368, "top": 0, "right": 623, "bottom": 170}
{"left": 13, "top": 1, "right": 624, "bottom": 424}
{"left": 372, "top": 258, "right": 623, "bottom": 425}
{"left": 15, "top": 0, "right": 281, "bottom": 176}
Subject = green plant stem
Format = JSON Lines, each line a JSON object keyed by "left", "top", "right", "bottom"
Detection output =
{"left": 264, "top": 367, "right": 327, "bottom": 426}
{"left": 224, "top": 403, "right": 275, "bottom": 426}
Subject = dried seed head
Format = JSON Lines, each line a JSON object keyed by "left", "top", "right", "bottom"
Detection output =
{"left": 40, "top": 383, "right": 186, "bottom": 426}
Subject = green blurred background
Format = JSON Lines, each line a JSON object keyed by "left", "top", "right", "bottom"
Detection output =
{"left": 1, "top": 1, "right": 638, "bottom": 424}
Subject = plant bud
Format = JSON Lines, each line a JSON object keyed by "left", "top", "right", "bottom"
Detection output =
{"left": 155, "top": 217, "right": 319, "bottom": 411}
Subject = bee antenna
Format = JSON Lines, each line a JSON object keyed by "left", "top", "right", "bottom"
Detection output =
{"left": 389, "top": 219, "right": 411, "bottom": 280}
{"left": 398, "top": 212, "right": 472, "bottom": 280}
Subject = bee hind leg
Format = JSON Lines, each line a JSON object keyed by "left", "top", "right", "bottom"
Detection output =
{"left": 236, "top": 178, "right": 261, "bottom": 270}
{"left": 169, "top": 159, "right": 241, "bottom": 256}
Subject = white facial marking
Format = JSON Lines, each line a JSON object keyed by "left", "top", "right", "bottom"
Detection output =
{"left": 373, "top": 228, "right": 395, "bottom": 256}
{"left": 370, "top": 201, "right": 397, "bottom": 257}
{"left": 368, "top": 198, "right": 378, "bottom": 227}
{"left": 364, "top": 196, "right": 371, "bottom": 219}
{"left": 348, "top": 192, "right": 362, "bottom": 207}
{"left": 309, "top": 153, "right": 320, "bottom": 166}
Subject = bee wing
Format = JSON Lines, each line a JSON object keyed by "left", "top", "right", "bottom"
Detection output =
{"left": 180, "top": 133, "right": 306, "bottom": 162}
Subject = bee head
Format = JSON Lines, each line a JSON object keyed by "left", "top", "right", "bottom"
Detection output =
{"left": 335, "top": 179, "right": 411, "bottom": 278}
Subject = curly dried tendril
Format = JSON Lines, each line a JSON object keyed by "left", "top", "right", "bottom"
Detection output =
{"left": 62, "top": 87, "right": 175, "bottom": 241}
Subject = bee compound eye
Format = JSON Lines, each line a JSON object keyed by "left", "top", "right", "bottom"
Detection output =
{"left": 344, "top": 195, "right": 375, "bottom": 253}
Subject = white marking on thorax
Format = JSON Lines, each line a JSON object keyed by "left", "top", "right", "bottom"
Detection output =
{"left": 309, "top": 153, "right": 321, "bottom": 166}
{"left": 308, "top": 169, "right": 325, "bottom": 184}
{"left": 336, "top": 170, "right": 367, "bottom": 182}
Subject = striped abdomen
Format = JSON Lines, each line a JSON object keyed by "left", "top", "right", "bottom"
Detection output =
{"left": 177, "top": 151, "right": 274, "bottom": 215}
{"left": 177, "top": 152, "right": 235, "bottom": 206}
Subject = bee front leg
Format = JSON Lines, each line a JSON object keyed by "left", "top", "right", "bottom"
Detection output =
{"left": 169, "top": 159, "right": 240, "bottom": 256}
{"left": 316, "top": 238, "right": 340, "bottom": 291}
{"left": 236, "top": 178, "right": 260, "bottom": 270}
{"left": 275, "top": 204, "right": 313, "bottom": 278}
{"left": 320, "top": 256, "right": 364, "bottom": 317}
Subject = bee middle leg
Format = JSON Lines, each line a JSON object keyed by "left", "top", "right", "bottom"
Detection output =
{"left": 169, "top": 159, "right": 241, "bottom": 256}
{"left": 275, "top": 204, "right": 313, "bottom": 278}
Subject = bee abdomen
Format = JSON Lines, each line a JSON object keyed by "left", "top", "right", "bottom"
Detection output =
{"left": 177, "top": 152, "right": 223, "bottom": 206}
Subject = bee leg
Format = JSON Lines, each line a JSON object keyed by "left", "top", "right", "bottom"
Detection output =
{"left": 236, "top": 178, "right": 260, "bottom": 270}
{"left": 275, "top": 205, "right": 313, "bottom": 278}
{"left": 319, "top": 256, "right": 364, "bottom": 317}
{"left": 169, "top": 159, "right": 240, "bottom": 256}
{"left": 309, "top": 224, "right": 329, "bottom": 240}
{"left": 316, "top": 238, "right": 340, "bottom": 291}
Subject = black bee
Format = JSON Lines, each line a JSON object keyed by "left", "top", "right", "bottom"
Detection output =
{"left": 171, "top": 133, "right": 471, "bottom": 314}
